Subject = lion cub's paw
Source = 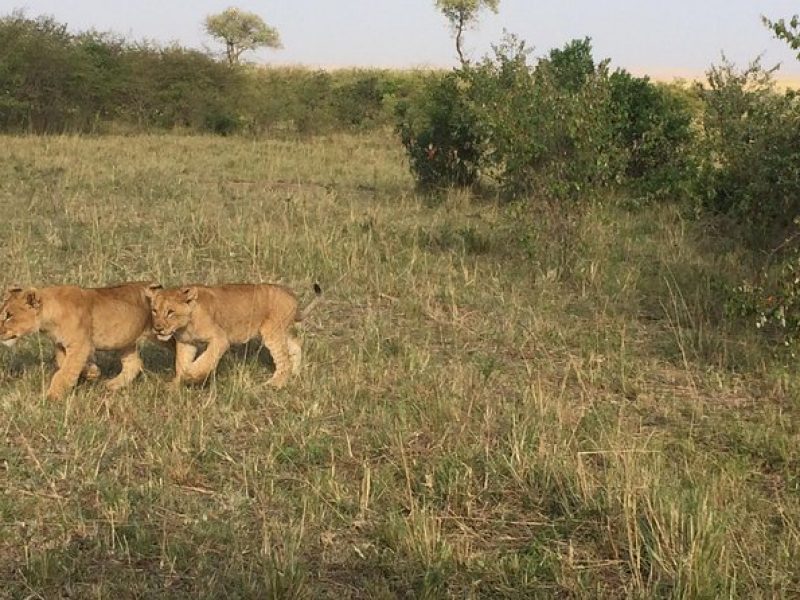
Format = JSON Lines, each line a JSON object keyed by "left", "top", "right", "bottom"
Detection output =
{"left": 266, "top": 376, "right": 289, "bottom": 390}
{"left": 83, "top": 364, "right": 101, "bottom": 382}
{"left": 182, "top": 366, "right": 211, "bottom": 385}
{"left": 46, "top": 385, "right": 67, "bottom": 401}
{"left": 105, "top": 377, "right": 126, "bottom": 392}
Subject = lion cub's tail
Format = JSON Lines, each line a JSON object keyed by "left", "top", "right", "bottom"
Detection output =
{"left": 296, "top": 282, "right": 323, "bottom": 322}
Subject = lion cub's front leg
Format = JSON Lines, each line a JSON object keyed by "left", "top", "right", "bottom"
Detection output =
{"left": 47, "top": 342, "right": 93, "bottom": 400}
{"left": 172, "top": 342, "right": 198, "bottom": 386}
{"left": 183, "top": 338, "right": 229, "bottom": 383}
{"left": 55, "top": 343, "right": 100, "bottom": 382}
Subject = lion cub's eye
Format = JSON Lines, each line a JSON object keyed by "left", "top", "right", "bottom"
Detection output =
{"left": 166, "top": 309, "right": 175, "bottom": 317}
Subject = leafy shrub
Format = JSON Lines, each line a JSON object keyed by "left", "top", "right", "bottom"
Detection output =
{"left": 0, "top": 12, "right": 85, "bottom": 132}
{"left": 396, "top": 35, "right": 694, "bottom": 201}
{"left": 121, "top": 45, "right": 243, "bottom": 130}
{"left": 396, "top": 71, "right": 484, "bottom": 189}
{"left": 293, "top": 71, "right": 336, "bottom": 135}
{"left": 544, "top": 37, "right": 596, "bottom": 92}
{"left": 696, "top": 60, "right": 800, "bottom": 234}
{"left": 705, "top": 63, "right": 800, "bottom": 350}
{"left": 609, "top": 71, "right": 696, "bottom": 199}
{"left": 204, "top": 111, "right": 241, "bottom": 135}
{"left": 457, "top": 36, "right": 618, "bottom": 198}
{"left": 729, "top": 238, "right": 800, "bottom": 353}
{"left": 332, "top": 73, "right": 389, "bottom": 129}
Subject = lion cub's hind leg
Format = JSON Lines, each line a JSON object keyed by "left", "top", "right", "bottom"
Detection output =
{"left": 261, "top": 318, "right": 293, "bottom": 389}
{"left": 106, "top": 345, "right": 143, "bottom": 391}
{"left": 288, "top": 335, "right": 302, "bottom": 375}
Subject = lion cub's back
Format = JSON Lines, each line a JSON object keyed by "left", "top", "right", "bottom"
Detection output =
{"left": 200, "top": 284, "right": 299, "bottom": 342}
{"left": 86, "top": 282, "right": 152, "bottom": 347}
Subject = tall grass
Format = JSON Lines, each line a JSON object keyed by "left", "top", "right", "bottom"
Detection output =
{"left": 0, "top": 132, "right": 797, "bottom": 598}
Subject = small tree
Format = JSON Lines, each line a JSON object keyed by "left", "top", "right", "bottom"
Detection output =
{"left": 204, "top": 7, "right": 281, "bottom": 66}
{"left": 435, "top": 0, "right": 499, "bottom": 65}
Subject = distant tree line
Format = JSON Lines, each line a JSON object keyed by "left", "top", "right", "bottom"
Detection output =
{"left": 0, "top": 11, "right": 428, "bottom": 135}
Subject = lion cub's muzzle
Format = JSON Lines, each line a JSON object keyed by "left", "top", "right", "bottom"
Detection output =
{"left": 152, "top": 325, "right": 174, "bottom": 342}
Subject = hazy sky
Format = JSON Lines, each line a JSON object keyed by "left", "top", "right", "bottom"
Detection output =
{"left": 5, "top": 1, "right": 800, "bottom": 78}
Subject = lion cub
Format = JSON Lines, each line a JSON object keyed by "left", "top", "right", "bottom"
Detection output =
{"left": 146, "top": 282, "right": 321, "bottom": 388}
{"left": 0, "top": 282, "right": 158, "bottom": 400}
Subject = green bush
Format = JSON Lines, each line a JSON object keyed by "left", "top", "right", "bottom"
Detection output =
{"left": 332, "top": 73, "right": 388, "bottom": 129}
{"left": 728, "top": 233, "right": 800, "bottom": 353}
{"left": 0, "top": 12, "right": 86, "bottom": 132}
{"left": 121, "top": 45, "right": 243, "bottom": 130}
{"left": 396, "top": 71, "right": 484, "bottom": 189}
{"left": 609, "top": 72, "right": 696, "bottom": 199}
{"left": 696, "top": 60, "right": 800, "bottom": 234}
{"left": 703, "top": 62, "right": 800, "bottom": 351}
{"left": 203, "top": 111, "right": 241, "bottom": 136}
{"left": 486, "top": 36, "right": 624, "bottom": 198}
{"left": 396, "top": 35, "right": 695, "bottom": 201}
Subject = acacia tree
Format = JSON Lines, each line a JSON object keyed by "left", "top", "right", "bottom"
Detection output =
{"left": 204, "top": 7, "right": 281, "bottom": 66}
{"left": 435, "top": 0, "right": 500, "bottom": 65}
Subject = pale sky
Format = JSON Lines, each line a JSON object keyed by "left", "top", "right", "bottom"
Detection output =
{"left": 5, "top": 1, "right": 800, "bottom": 79}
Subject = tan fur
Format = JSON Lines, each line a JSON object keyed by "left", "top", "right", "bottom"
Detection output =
{"left": 146, "top": 282, "right": 319, "bottom": 388}
{"left": 0, "top": 282, "right": 157, "bottom": 399}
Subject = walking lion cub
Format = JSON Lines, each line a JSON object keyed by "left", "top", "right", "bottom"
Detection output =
{"left": 0, "top": 282, "right": 158, "bottom": 399}
{"left": 145, "top": 282, "right": 321, "bottom": 388}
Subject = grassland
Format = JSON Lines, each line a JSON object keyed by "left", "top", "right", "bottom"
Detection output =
{"left": 0, "top": 131, "right": 798, "bottom": 598}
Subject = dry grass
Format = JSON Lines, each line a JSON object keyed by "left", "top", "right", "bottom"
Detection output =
{"left": 0, "top": 131, "right": 798, "bottom": 598}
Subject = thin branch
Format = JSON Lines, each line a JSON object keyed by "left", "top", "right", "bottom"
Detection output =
{"left": 455, "top": 11, "right": 467, "bottom": 65}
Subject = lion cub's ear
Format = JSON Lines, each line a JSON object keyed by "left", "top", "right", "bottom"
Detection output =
{"left": 145, "top": 283, "right": 163, "bottom": 299}
{"left": 24, "top": 288, "right": 41, "bottom": 310}
{"left": 2, "top": 285, "right": 23, "bottom": 302}
{"left": 182, "top": 287, "right": 198, "bottom": 304}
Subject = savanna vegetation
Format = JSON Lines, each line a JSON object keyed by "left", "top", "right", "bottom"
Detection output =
{"left": 0, "top": 11, "right": 427, "bottom": 136}
{"left": 1, "top": 6, "right": 800, "bottom": 599}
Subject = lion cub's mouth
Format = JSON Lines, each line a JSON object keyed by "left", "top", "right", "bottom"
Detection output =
{"left": 2, "top": 337, "right": 18, "bottom": 348}
{"left": 156, "top": 333, "right": 173, "bottom": 342}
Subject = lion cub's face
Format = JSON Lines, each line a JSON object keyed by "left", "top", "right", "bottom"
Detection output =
{"left": 0, "top": 288, "right": 42, "bottom": 347}
{"left": 146, "top": 286, "right": 197, "bottom": 341}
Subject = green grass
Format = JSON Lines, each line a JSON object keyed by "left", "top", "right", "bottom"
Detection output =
{"left": 0, "top": 131, "right": 798, "bottom": 598}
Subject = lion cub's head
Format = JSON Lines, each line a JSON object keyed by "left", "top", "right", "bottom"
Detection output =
{"left": 145, "top": 285, "right": 197, "bottom": 341}
{"left": 0, "top": 287, "right": 43, "bottom": 347}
